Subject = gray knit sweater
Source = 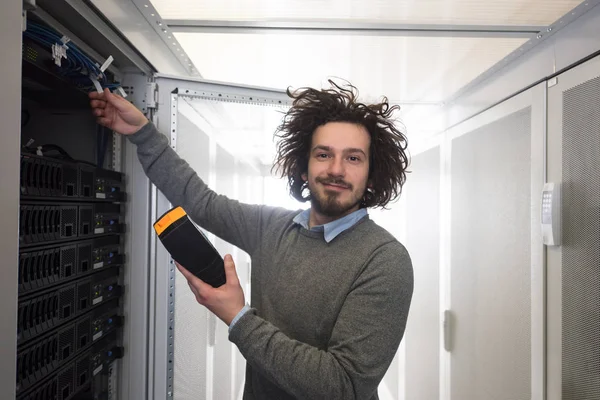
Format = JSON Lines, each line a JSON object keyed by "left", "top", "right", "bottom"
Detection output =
{"left": 129, "top": 123, "right": 414, "bottom": 400}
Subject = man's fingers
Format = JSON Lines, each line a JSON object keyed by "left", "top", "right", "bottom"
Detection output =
{"left": 90, "top": 99, "right": 106, "bottom": 109}
{"left": 88, "top": 91, "right": 105, "bottom": 100}
{"left": 223, "top": 254, "right": 239, "bottom": 286}
{"left": 103, "top": 88, "right": 131, "bottom": 112}
{"left": 96, "top": 117, "right": 113, "bottom": 128}
{"left": 176, "top": 262, "right": 212, "bottom": 294}
{"left": 175, "top": 261, "right": 195, "bottom": 281}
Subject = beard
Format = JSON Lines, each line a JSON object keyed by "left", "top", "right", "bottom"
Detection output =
{"left": 309, "top": 176, "right": 365, "bottom": 218}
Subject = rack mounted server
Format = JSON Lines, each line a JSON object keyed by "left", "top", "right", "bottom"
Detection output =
{"left": 17, "top": 150, "right": 127, "bottom": 399}
{"left": 20, "top": 153, "right": 125, "bottom": 202}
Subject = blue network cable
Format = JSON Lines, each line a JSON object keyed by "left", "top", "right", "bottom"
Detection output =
{"left": 24, "top": 21, "right": 120, "bottom": 90}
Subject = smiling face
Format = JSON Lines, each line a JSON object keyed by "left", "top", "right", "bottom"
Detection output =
{"left": 302, "top": 122, "right": 371, "bottom": 225}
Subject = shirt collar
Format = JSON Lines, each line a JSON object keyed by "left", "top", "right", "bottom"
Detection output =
{"left": 293, "top": 208, "right": 368, "bottom": 242}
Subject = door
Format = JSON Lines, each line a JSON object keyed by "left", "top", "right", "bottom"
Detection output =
{"left": 149, "top": 74, "right": 292, "bottom": 400}
{"left": 404, "top": 82, "right": 546, "bottom": 400}
{"left": 546, "top": 55, "right": 600, "bottom": 400}
{"left": 446, "top": 84, "right": 546, "bottom": 400}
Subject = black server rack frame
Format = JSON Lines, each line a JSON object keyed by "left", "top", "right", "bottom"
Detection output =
{"left": 18, "top": 14, "right": 129, "bottom": 400}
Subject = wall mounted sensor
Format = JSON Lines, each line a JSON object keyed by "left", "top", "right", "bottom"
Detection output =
{"left": 541, "top": 182, "right": 561, "bottom": 246}
{"left": 154, "top": 206, "right": 225, "bottom": 287}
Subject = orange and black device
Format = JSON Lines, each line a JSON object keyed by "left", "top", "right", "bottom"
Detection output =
{"left": 153, "top": 206, "right": 226, "bottom": 288}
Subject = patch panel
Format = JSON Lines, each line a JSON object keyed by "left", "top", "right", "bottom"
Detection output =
{"left": 19, "top": 202, "right": 123, "bottom": 248}
{"left": 18, "top": 236, "right": 124, "bottom": 295}
{"left": 16, "top": 300, "right": 123, "bottom": 395}
{"left": 20, "top": 153, "right": 125, "bottom": 202}
{"left": 17, "top": 332, "right": 123, "bottom": 400}
{"left": 17, "top": 267, "right": 121, "bottom": 346}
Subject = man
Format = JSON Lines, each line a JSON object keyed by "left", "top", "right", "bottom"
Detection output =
{"left": 89, "top": 81, "right": 413, "bottom": 400}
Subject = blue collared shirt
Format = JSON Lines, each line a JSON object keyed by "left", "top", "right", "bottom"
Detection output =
{"left": 292, "top": 208, "right": 368, "bottom": 242}
{"left": 229, "top": 208, "right": 368, "bottom": 331}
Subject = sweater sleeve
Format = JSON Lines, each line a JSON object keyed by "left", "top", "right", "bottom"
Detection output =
{"left": 228, "top": 242, "right": 414, "bottom": 400}
{"left": 128, "top": 122, "right": 290, "bottom": 255}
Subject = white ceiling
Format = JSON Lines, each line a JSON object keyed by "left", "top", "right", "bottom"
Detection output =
{"left": 150, "top": 0, "right": 580, "bottom": 25}
{"left": 173, "top": 33, "right": 528, "bottom": 104}
{"left": 148, "top": 0, "right": 583, "bottom": 164}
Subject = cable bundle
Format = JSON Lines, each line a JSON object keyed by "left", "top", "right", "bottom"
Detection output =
{"left": 23, "top": 20, "right": 121, "bottom": 92}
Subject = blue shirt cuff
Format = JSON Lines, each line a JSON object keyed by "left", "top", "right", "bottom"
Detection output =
{"left": 229, "top": 304, "right": 251, "bottom": 332}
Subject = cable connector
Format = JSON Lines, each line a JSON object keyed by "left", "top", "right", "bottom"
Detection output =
{"left": 51, "top": 35, "right": 71, "bottom": 67}
{"left": 100, "top": 55, "right": 114, "bottom": 73}
{"left": 52, "top": 42, "right": 68, "bottom": 67}
{"left": 90, "top": 74, "right": 103, "bottom": 93}
{"left": 115, "top": 86, "right": 128, "bottom": 98}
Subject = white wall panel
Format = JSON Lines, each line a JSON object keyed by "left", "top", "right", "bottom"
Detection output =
{"left": 173, "top": 114, "right": 212, "bottom": 400}
{"left": 404, "top": 147, "right": 441, "bottom": 400}
{"left": 441, "top": 2, "right": 600, "bottom": 132}
{"left": 369, "top": 203, "right": 406, "bottom": 400}
{"left": 212, "top": 145, "right": 236, "bottom": 400}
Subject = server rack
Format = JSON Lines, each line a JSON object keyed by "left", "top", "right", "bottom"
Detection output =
{"left": 17, "top": 14, "right": 127, "bottom": 400}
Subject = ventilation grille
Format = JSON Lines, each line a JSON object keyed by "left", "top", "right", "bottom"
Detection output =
{"left": 76, "top": 316, "right": 91, "bottom": 350}
{"left": 59, "top": 324, "right": 75, "bottom": 361}
{"left": 61, "top": 245, "right": 76, "bottom": 279}
{"left": 562, "top": 75, "right": 600, "bottom": 400}
{"left": 57, "top": 364, "right": 75, "bottom": 400}
{"left": 79, "top": 206, "right": 93, "bottom": 237}
{"left": 78, "top": 243, "right": 92, "bottom": 273}
{"left": 79, "top": 169, "right": 94, "bottom": 198}
{"left": 76, "top": 281, "right": 91, "bottom": 313}
{"left": 75, "top": 354, "right": 90, "bottom": 391}
{"left": 59, "top": 286, "right": 76, "bottom": 320}
{"left": 62, "top": 164, "right": 77, "bottom": 197}
{"left": 60, "top": 207, "right": 77, "bottom": 238}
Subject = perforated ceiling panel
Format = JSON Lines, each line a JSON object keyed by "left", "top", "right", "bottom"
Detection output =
{"left": 150, "top": 0, "right": 580, "bottom": 25}
{"left": 451, "top": 107, "right": 531, "bottom": 400}
{"left": 561, "top": 76, "right": 600, "bottom": 400}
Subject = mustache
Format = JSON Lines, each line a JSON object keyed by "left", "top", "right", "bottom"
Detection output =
{"left": 316, "top": 177, "right": 352, "bottom": 189}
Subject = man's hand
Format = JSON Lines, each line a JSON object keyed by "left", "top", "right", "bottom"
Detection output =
{"left": 89, "top": 88, "right": 148, "bottom": 135}
{"left": 176, "top": 254, "right": 246, "bottom": 326}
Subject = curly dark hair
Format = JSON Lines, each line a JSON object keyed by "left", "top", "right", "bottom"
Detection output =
{"left": 272, "top": 80, "right": 409, "bottom": 209}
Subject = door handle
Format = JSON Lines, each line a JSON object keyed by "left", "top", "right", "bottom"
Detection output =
{"left": 443, "top": 310, "right": 452, "bottom": 352}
